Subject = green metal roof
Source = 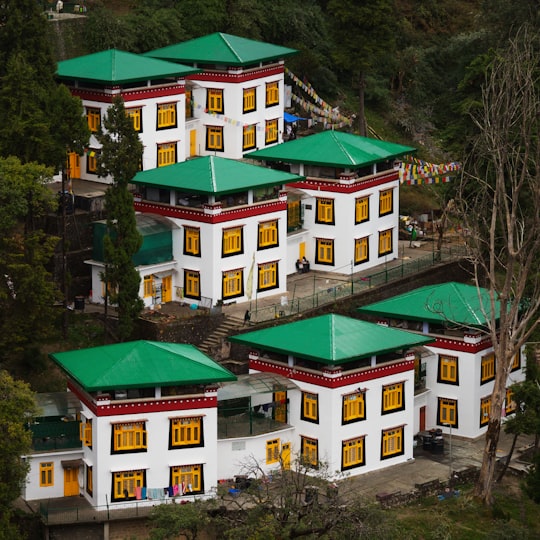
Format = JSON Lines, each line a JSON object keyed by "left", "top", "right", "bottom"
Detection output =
{"left": 50, "top": 341, "right": 236, "bottom": 392}
{"left": 247, "top": 130, "right": 416, "bottom": 168}
{"left": 132, "top": 155, "right": 303, "bottom": 195}
{"left": 56, "top": 49, "right": 200, "bottom": 85}
{"left": 145, "top": 32, "right": 298, "bottom": 66}
{"left": 229, "top": 314, "right": 433, "bottom": 365}
{"left": 358, "top": 282, "right": 500, "bottom": 327}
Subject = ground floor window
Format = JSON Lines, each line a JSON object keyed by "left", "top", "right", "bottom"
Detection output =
{"left": 480, "top": 396, "right": 491, "bottom": 426}
{"left": 112, "top": 470, "right": 145, "bottom": 501}
{"left": 184, "top": 270, "right": 200, "bottom": 299}
{"left": 258, "top": 262, "right": 278, "bottom": 291}
{"left": 438, "top": 397, "right": 458, "bottom": 428}
{"left": 381, "top": 426, "right": 404, "bottom": 459}
{"left": 301, "top": 436, "right": 318, "bottom": 468}
{"left": 222, "top": 269, "right": 243, "bottom": 299}
{"left": 40, "top": 462, "right": 54, "bottom": 487}
{"left": 266, "top": 438, "right": 280, "bottom": 464}
{"left": 86, "top": 465, "right": 93, "bottom": 496}
{"left": 342, "top": 437, "right": 365, "bottom": 470}
{"left": 170, "top": 464, "right": 203, "bottom": 495}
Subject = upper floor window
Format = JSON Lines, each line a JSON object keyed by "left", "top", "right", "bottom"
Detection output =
{"left": 265, "top": 119, "right": 278, "bottom": 144}
{"left": 222, "top": 227, "right": 243, "bottom": 256}
{"left": 301, "top": 391, "right": 319, "bottom": 423}
{"left": 481, "top": 352, "right": 495, "bottom": 384}
{"left": 126, "top": 107, "right": 142, "bottom": 132}
{"left": 266, "top": 81, "right": 279, "bottom": 107}
{"left": 511, "top": 350, "right": 521, "bottom": 372}
{"left": 480, "top": 396, "right": 491, "bottom": 426}
{"left": 354, "top": 237, "right": 369, "bottom": 265}
{"left": 112, "top": 422, "right": 147, "bottom": 453}
{"left": 316, "top": 238, "right": 334, "bottom": 265}
{"left": 222, "top": 269, "right": 243, "bottom": 299}
{"left": 382, "top": 382, "right": 404, "bottom": 414}
{"left": 185, "top": 89, "right": 193, "bottom": 117}
{"left": 378, "top": 229, "right": 392, "bottom": 256}
{"left": 170, "top": 417, "right": 203, "bottom": 449}
{"left": 206, "top": 126, "right": 224, "bottom": 151}
{"left": 80, "top": 418, "right": 92, "bottom": 448}
{"left": 207, "top": 89, "right": 224, "bottom": 113}
{"left": 381, "top": 426, "right": 403, "bottom": 459}
{"left": 355, "top": 196, "right": 369, "bottom": 223}
{"left": 316, "top": 198, "right": 334, "bottom": 224}
{"left": 157, "top": 142, "right": 176, "bottom": 167}
{"left": 143, "top": 275, "right": 154, "bottom": 298}
{"left": 184, "top": 226, "right": 200, "bottom": 256}
{"left": 157, "top": 102, "right": 177, "bottom": 129}
{"left": 301, "top": 436, "right": 318, "bottom": 467}
{"left": 287, "top": 200, "right": 302, "bottom": 231}
{"left": 379, "top": 189, "right": 393, "bottom": 216}
{"left": 184, "top": 270, "right": 200, "bottom": 300}
{"left": 243, "top": 87, "right": 256, "bottom": 113}
{"left": 258, "top": 220, "right": 278, "bottom": 249}
{"left": 505, "top": 388, "right": 517, "bottom": 415}
{"left": 86, "top": 107, "right": 100, "bottom": 132}
{"left": 342, "top": 391, "right": 365, "bottom": 424}
{"left": 258, "top": 262, "right": 278, "bottom": 291}
{"left": 438, "top": 354, "right": 459, "bottom": 384}
{"left": 342, "top": 437, "right": 365, "bottom": 470}
{"left": 266, "top": 438, "right": 280, "bottom": 465}
{"left": 243, "top": 124, "right": 256, "bottom": 151}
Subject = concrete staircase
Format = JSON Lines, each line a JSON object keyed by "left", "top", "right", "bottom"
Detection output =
{"left": 198, "top": 315, "right": 245, "bottom": 358}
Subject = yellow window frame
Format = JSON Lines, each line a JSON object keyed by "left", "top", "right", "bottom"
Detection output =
{"left": 80, "top": 418, "right": 92, "bottom": 447}
{"left": 40, "top": 462, "right": 54, "bottom": 487}
{"left": 481, "top": 352, "right": 495, "bottom": 383}
{"left": 378, "top": 229, "right": 392, "bottom": 255}
{"left": 506, "top": 388, "right": 516, "bottom": 415}
{"left": 208, "top": 89, "right": 224, "bottom": 113}
{"left": 126, "top": 107, "right": 142, "bottom": 132}
{"left": 223, "top": 270, "right": 243, "bottom": 298}
{"left": 143, "top": 275, "right": 154, "bottom": 298}
{"left": 157, "top": 142, "right": 176, "bottom": 167}
{"left": 439, "top": 398, "right": 457, "bottom": 426}
{"left": 382, "top": 382, "right": 403, "bottom": 412}
{"left": 207, "top": 126, "right": 223, "bottom": 150}
{"left": 342, "top": 437, "right": 364, "bottom": 469}
{"left": 112, "top": 422, "right": 147, "bottom": 452}
{"left": 171, "top": 465, "right": 202, "bottom": 493}
{"left": 480, "top": 396, "right": 491, "bottom": 426}
{"left": 382, "top": 427, "right": 403, "bottom": 458}
{"left": 287, "top": 200, "right": 301, "bottom": 230}
{"left": 342, "top": 392, "right": 365, "bottom": 423}
{"left": 87, "top": 108, "right": 100, "bottom": 132}
{"left": 355, "top": 196, "right": 369, "bottom": 223}
{"left": 379, "top": 189, "right": 393, "bottom": 215}
{"left": 302, "top": 392, "right": 318, "bottom": 422}
{"left": 243, "top": 87, "right": 256, "bottom": 112}
{"left": 258, "top": 262, "right": 277, "bottom": 290}
{"left": 184, "top": 227, "right": 200, "bottom": 255}
{"left": 258, "top": 220, "right": 278, "bottom": 248}
{"left": 184, "top": 270, "right": 200, "bottom": 299}
{"left": 113, "top": 470, "right": 144, "bottom": 499}
{"left": 316, "top": 238, "right": 334, "bottom": 264}
{"left": 87, "top": 150, "right": 98, "bottom": 173}
{"left": 316, "top": 198, "right": 334, "bottom": 224}
{"left": 86, "top": 465, "right": 93, "bottom": 496}
{"left": 266, "top": 438, "right": 280, "bottom": 464}
{"left": 243, "top": 124, "right": 256, "bottom": 150}
{"left": 354, "top": 237, "right": 369, "bottom": 264}
{"left": 223, "top": 227, "right": 242, "bottom": 255}
{"left": 171, "top": 417, "right": 202, "bottom": 447}
{"left": 439, "top": 355, "right": 458, "bottom": 383}
{"left": 157, "top": 102, "right": 176, "bottom": 128}
{"left": 266, "top": 81, "right": 279, "bottom": 106}
{"left": 301, "top": 436, "right": 318, "bottom": 467}
{"left": 511, "top": 350, "right": 521, "bottom": 371}
{"left": 265, "top": 119, "right": 278, "bottom": 144}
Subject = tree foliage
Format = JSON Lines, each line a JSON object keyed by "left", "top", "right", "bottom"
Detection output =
{"left": 96, "top": 96, "right": 144, "bottom": 341}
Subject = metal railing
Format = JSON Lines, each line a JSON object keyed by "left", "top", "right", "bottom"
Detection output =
{"left": 250, "top": 245, "right": 466, "bottom": 323}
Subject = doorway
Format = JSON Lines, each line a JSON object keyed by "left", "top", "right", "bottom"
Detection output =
{"left": 64, "top": 467, "right": 79, "bottom": 497}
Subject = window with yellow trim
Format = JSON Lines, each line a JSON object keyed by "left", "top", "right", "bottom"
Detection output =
{"left": 287, "top": 200, "right": 301, "bottom": 231}
{"left": 185, "top": 89, "right": 193, "bottom": 117}
{"left": 243, "top": 124, "right": 256, "bottom": 151}
{"left": 112, "top": 422, "right": 147, "bottom": 453}
{"left": 381, "top": 427, "right": 403, "bottom": 459}
{"left": 40, "top": 462, "right": 54, "bottom": 487}
{"left": 258, "top": 220, "right": 278, "bottom": 249}
{"left": 316, "top": 238, "right": 334, "bottom": 265}
{"left": 157, "top": 142, "right": 176, "bottom": 167}
{"left": 266, "top": 81, "right": 279, "bottom": 106}
{"left": 382, "top": 382, "right": 404, "bottom": 414}
{"left": 184, "top": 270, "right": 200, "bottom": 300}
{"left": 170, "top": 417, "right": 203, "bottom": 449}
{"left": 342, "top": 437, "right": 365, "bottom": 470}
{"left": 143, "top": 275, "right": 154, "bottom": 298}
{"left": 480, "top": 396, "right": 491, "bottom": 426}
{"left": 87, "top": 150, "right": 99, "bottom": 174}
{"left": 378, "top": 228, "right": 392, "bottom": 256}
{"left": 101, "top": 281, "right": 117, "bottom": 301}
{"left": 157, "top": 102, "right": 177, "bottom": 129}
{"left": 184, "top": 226, "right": 200, "bottom": 256}
{"left": 438, "top": 397, "right": 457, "bottom": 427}
{"left": 316, "top": 198, "right": 334, "bottom": 224}
{"left": 266, "top": 438, "right": 280, "bottom": 464}
{"left": 80, "top": 418, "right": 92, "bottom": 448}
{"left": 511, "top": 350, "right": 521, "bottom": 372}
{"left": 222, "top": 269, "right": 243, "bottom": 299}
{"left": 112, "top": 470, "right": 145, "bottom": 501}
{"left": 342, "top": 391, "right": 365, "bottom": 424}
{"left": 207, "top": 89, "right": 224, "bottom": 113}
{"left": 207, "top": 126, "right": 224, "bottom": 151}
{"left": 243, "top": 87, "right": 256, "bottom": 113}
{"left": 86, "top": 108, "right": 100, "bottom": 132}
{"left": 505, "top": 388, "right": 517, "bottom": 415}
{"left": 438, "top": 354, "right": 459, "bottom": 384}
{"left": 265, "top": 119, "right": 278, "bottom": 144}
{"left": 354, "top": 237, "right": 369, "bottom": 265}
{"left": 126, "top": 107, "right": 142, "bottom": 132}
{"left": 481, "top": 352, "right": 495, "bottom": 383}
{"left": 379, "top": 189, "right": 393, "bottom": 216}
{"left": 355, "top": 196, "right": 369, "bottom": 223}
{"left": 86, "top": 465, "right": 93, "bottom": 496}
{"left": 301, "top": 392, "right": 318, "bottom": 423}
{"left": 301, "top": 436, "right": 318, "bottom": 467}
{"left": 170, "top": 464, "right": 203, "bottom": 494}
{"left": 258, "top": 262, "right": 278, "bottom": 291}
{"left": 222, "top": 227, "right": 243, "bottom": 256}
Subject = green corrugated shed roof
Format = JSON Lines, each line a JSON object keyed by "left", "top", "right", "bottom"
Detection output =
{"left": 247, "top": 131, "right": 416, "bottom": 168}
{"left": 50, "top": 341, "right": 236, "bottom": 392}
{"left": 145, "top": 32, "right": 298, "bottom": 66}
{"left": 358, "top": 282, "right": 500, "bottom": 327}
{"left": 132, "top": 155, "right": 303, "bottom": 194}
{"left": 229, "top": 314, "right": 433, "bottom": 365}
{"left": 56, "top": 49, "right": 200, "bottom": 85}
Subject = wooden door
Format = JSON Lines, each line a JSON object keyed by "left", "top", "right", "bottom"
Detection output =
{"left": 64, "top": 467, "right": 79, "bottom": 497}
{"left": 273, "top": 391, "right": 287, "bottom": 423}
{"left": 162, "top": 275, "right": 172, "bottom": 303}
{"left": 281, "top": 442, "right": 291, "bottom": 470}
{"left": 189, "top": 130, "right": 197, "bottom": 157}
{"left": 68, "top": 152, "right": 80, "bottom": 179}
{"left": 419, "top": 405, "right": 426, "bottom": 432}
{"left": 299, "top": 242, "right": 306, "bottom": 259}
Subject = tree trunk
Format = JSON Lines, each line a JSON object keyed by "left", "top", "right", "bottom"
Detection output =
{"left": 496, "top": 432, "right": 518, "bottom": 483}
{"left": 358, "top": 72, "right": 366, "bottom": 137}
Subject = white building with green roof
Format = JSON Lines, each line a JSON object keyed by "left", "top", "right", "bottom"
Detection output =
{"left": 358, "top": 282, "right": 526, "bottom": 440}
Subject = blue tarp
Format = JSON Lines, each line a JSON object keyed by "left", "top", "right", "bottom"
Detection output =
{"left": 284, "top": 112, "right": 305, "bottom": 123}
